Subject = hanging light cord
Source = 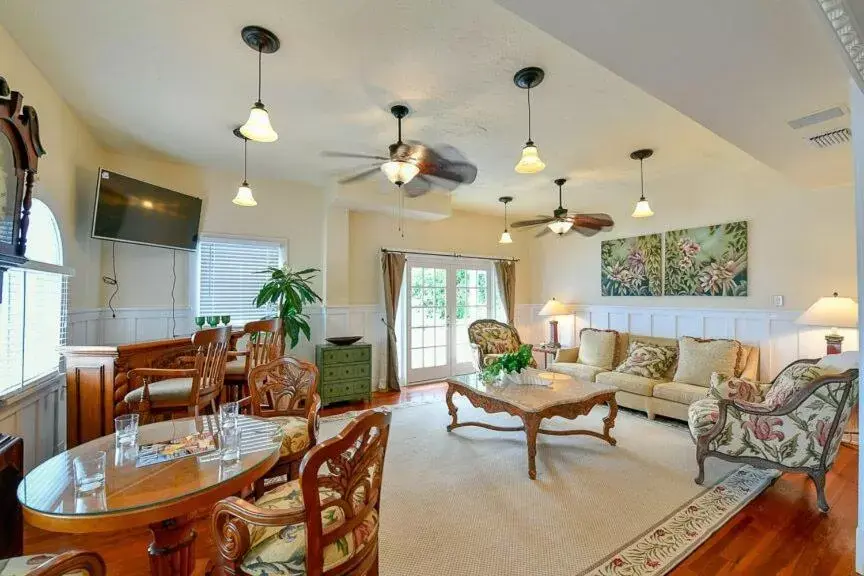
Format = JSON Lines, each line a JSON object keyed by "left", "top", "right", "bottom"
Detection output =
{"left": 243, "top": 138, "right": 248, "bottom": 182}
{"left": 504, "top": 202, "right": 509, "bottom": 231}
{"left": 639, "top": 158, "right": 646, "bottom": 201}
{"left": 526, "top": 87, "right": 533, "bottom": 143}
{"left": 256, "top": 46, "right": 263, "bottom": 104}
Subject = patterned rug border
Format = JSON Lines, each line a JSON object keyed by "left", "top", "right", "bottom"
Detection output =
{"left": 578, "top": 465, "right": 778, "bottom": 576}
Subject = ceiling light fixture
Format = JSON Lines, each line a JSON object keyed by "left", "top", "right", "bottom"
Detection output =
{"left": 630, "top": 148, "right": 654, "bottom": 218}
{"left": 232, "top": 128, "right": 257, "bottom": 206}
{"left": 513, "top": 67, "right": 546, "bottom": 174}
{"left": 499, "top": 196, "right": 514, "bottom": 244}
{"left": 239, "top": 26, "right": 280, "bottom": 143}
{"left": 380, "top": 105, "right": 420, "bottom": 187}
{"left": 548, "top": 178, "right": 573, "bottom": 235}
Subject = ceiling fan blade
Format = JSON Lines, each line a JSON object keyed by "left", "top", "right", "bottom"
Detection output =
{"left": 572, "top": 226, "right": 602, "bottom": 237}
{"left": 323, "top": 151, "right": 390, "bottom": 161}
{"left": 572, "top": 213, "right": 615, "bottom": 229}
{"left": 403, "top": 175, "right": 432, "bottom": 198}
{"left": 338, "top": 166, "right": 381, "bottom": 185}
{"left": 511, "top": 217, "right": 553, "bottom": 228}
{"left": 535, "top": 226, "right": 553, "bottom": 238}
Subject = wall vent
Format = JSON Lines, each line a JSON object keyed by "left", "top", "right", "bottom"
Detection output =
{"left": 808, "top": 127, "right": 851, "bottom": 148}
{"left": 787, "top": 106, "right": 846, "bottom": 130}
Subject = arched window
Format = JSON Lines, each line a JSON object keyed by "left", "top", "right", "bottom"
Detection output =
{"left": 0, "top": 199, "right": 66, "bottom": 396}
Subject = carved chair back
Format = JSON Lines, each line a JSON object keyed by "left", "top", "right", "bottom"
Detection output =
{"left": 190, "top": 326, "right": 231, "bottom": 408}
{"left": 0, "top": 434, "right": 23, "bottom": 560}
{"left": 242, "top": 318, "right": 283, "bottom": 376}
{"left": 248, "top": 356, "right": 318, "bottom": 418}
{"left": 467, "top": 318, "right": 522, "bottom": 355}
{"left": 299, "top": 409, "right": 391, "bottom": 576}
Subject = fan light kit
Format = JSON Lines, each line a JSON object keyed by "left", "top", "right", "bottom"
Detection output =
{"left": 498, "top": 196, "right": 514, "bottom": 244}
{"left": 232, "top": 128, "right": 257, "bottom": 206}
{"left": 630, "top": 149, "right": 654, "bottom": 218}
{"left": 509, "top": 179, "right": 614, "bottom": 239}
{"left": 381, "top": 105, "right": 420, "bottom": 186}
{"left": 239, "top": 26, "right": 280, "bottom": 143}
{"left": 513, "top": 67, "right": 546, "bottom": 174}
{"left": 548, "top": 179, "right": 573, "bottom": 235}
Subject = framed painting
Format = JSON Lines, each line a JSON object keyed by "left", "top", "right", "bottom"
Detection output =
{"left": 601, "top": 233, "right": 662, "bottom": 296}
{"left": 664, "top": 221, "right": 748, "bottom": 296}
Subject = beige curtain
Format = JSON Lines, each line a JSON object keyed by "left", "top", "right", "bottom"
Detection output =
{"left": 494, "top": 260, "right": 516, "bottom": 325}
{"left": 382, "top": 252, "right": 406, "bottom": 391}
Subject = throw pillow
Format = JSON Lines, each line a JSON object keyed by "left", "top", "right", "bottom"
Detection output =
{"left": 615, "top": 340, "right": 677, "bottom": 379}
{"left": 673, "top": 336, "right": 743, "bottom": 388}
{"left": 764, "top": 363, "right": 836, "bottom": 408}
{"left": 576, "top": 329, "right": 618, "bottom": 370}
{"left": 709, "top": 372, "right": 766, "bottom": 403}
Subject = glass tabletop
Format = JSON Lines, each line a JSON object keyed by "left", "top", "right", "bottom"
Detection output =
{"left": 18, "top": 415, "right": 283, "bottom": 518}
{"left": 448, "top": 368, "right": 617, "bottom": 412}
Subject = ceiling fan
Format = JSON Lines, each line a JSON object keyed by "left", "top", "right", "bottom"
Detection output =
{"left": 323, "top": 105, "right": 478, "bottom": 197}
{"left": 511, "top": 178, "right": 615, "bottom": 238}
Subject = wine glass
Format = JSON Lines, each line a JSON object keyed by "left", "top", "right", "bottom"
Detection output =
{"left": 194, "top": 316, "right": 206, "bottom": 330}
{"left": 221, "top": 315, "right": 231, "bottom": 326}
{"left": 207, "top": 316, "right": 219, "bottom": 327}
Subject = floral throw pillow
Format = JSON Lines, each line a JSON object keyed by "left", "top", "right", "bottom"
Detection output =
{"left": 709, "top": 372, "right": 766, "bottom": 403}
{"left": 763, "top": 363, "right": 834, "bottom": 408}
{"left": 614, "top": 340, "right": 677, "bottom": 379}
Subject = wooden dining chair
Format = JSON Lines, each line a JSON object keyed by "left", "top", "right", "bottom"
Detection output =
{"left": 124, "top": 326, "right": 231, "bottom": 423}
{"left": 0, "top": 550, "right": 106, "bottom": 576}
{"left": 0, "top": 434, "right": 23, "bottom": 561}
{"left": 212, "top": 409, "right": 391, "bottom": 576}
{"left": 225, "top": 319, "right": 284, "bottom": 404}
{"left": 245, "top": 356, "right": 321, "bottom": 498}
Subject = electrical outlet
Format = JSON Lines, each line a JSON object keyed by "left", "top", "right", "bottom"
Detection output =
{"left": 772, "top": 295, "right": 784, "bottom": 308}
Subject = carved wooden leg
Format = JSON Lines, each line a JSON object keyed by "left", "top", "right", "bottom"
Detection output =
{"left": 694, "top": 442, "right": 707, "bottom": 485}
{"left": 523, "top": 414, "right": 541, "bottom": 480}
{"left": 149, "top": 514, "right": 197, "bottom": 576}
{"left": 603, "top": 397, "right": 618, "bottom": 446}
{"left": 809, "top": 470, "right": 829, "bottom": 513}
{"left": 445, "top": 385, "right": 459, "bottom": 432}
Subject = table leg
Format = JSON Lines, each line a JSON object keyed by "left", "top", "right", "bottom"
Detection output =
{"left": 603, "top": 397, "right": 618, "bottom": 446}
{"left": 523, "top": 414, "right": 541, "bottom": 480}
{"left": 149, "top": 514, "right": 197, "bottom": 576}
{"left": 445, "top": 385, "right": 459, "bottom": 431}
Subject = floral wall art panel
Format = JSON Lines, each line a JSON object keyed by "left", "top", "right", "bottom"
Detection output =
{"left": 601, "top": 233, "right": 663, "bottom": 296}
{"left": 664, "top": 221, "right": 748, "bottom": 296}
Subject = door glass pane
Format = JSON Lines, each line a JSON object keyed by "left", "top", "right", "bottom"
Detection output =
{"left": 408, "top": 266, "right": 449, "bottom": 372}
{"left": 454, "top": 268, "right": 489, "bottom": 365}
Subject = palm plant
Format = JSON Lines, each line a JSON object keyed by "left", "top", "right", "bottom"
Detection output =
{"left": 254, "top": 266, "right": 322, "bottom": 349}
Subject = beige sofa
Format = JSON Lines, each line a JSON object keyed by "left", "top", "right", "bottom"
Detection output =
{"left": 550, "top": 332, "right": 759, "bottom": 421}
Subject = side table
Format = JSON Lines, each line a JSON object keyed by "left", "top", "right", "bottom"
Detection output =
{"left": 533, "top": 345, "right": 559, "bottom": 369}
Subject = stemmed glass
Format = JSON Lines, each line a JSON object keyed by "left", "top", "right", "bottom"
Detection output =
{"left": 220, "top": 315, "right": 231, "bottom": 326}
{"left": 207, "top": 316, "right": 220, "bottom": 327}
{"left": 194, "top": 316, "right": 206, "bottom": 330}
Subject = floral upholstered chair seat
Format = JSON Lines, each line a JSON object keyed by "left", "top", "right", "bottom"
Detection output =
{"left": 240, "top": 480, "right": 378, "bottom": 576}
{"left": 270, "top": 416, "right": 311, "bottom": 458}
{"left": 467, "top": 319, "right": 536, "bottom": 370}
{"left": 688, "top": 359, "right": 858, "bottom": 512}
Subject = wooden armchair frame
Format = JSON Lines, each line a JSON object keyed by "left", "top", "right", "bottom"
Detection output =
{"left": 225, "top": 319, "right": 283, "bottom": 403}
{"left": 467, "top": 318, "right": 534, "bottom": 370}
{"left": 28, "top": 551, "right": 106, "bottom": 576}
{"left": 695, "top": 358, "right": 858, "bottom": 512}
{"left": 212, "top": 409, "right": 391, "bottom": 576}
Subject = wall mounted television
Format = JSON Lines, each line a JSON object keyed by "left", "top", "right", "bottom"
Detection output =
{"left": 91, "top": 168, "right": 203, "bottom": 251}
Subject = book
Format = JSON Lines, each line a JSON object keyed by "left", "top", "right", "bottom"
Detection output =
{"left": 135, "top": 432, "right": 217, "bottom": 467}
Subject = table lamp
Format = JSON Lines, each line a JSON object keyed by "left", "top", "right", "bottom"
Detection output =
{"left": 796, "top": 292, "right": 858, "bottom": 355}
{"left": 538, "top": 298, "right": 570, "bottom": 348}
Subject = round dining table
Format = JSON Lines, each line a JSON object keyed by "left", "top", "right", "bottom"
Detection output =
{"left": 17, "top": 414, "right": 283, "bottom": 576}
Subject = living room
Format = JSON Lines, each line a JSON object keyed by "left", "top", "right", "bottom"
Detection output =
{"left": 0, "top": 1, "right": 863, "bottom": 575}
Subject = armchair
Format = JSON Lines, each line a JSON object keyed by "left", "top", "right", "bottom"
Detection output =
{"left": 467, "top": 319, "right": 536, "bottom": 371}
{"left": 212, "top": 409, "right": 391, "bottom": 576}
{"left": 225, "top": 318, "right": 284, "bottom": 403}
{"left": 0, "top": 551, "right": 106, "bottom": 576}
{"left": 688, "top": 359, "right": 858, "bottom": 512}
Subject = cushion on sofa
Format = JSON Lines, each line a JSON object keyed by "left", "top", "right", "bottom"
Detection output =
{"left": 653, "top": 382, "right": 710, "bottom": 405}
{"left": 672, "top": 336, "right": 743, "bottom": 388}
{"left": 615, "top": 340, "right": 677, "bottom": 379}
{"left": 595, "top": 371, "right": 661, "bottom": 396}
{"left": 550, "top": 363, "right": 605, "bottom": 382}
{"left": 576, "top": 329, "right": 618, "bottom": 370}
{"left": 554, "top": 347, "right": 580, "bottom": 363}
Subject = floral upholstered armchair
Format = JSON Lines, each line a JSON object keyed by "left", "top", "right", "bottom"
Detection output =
{"left": 688, "top": 358, "right": 858, "bottom": 512}
{"left": 467, "top": 319, "right": 536, "bottom": 371}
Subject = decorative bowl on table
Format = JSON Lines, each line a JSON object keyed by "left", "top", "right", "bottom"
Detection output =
{"left": 325, "top": 336, "right": 363, "bottom": 346}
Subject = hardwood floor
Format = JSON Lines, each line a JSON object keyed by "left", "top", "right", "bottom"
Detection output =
{"left": 23, "top": 384, "right": 858, "bottom": 575}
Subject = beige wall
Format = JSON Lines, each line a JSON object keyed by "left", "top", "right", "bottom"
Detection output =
{"left": 527, "top": 161, "right": 856, "bottom": 310}
{"left": 347, "top": 209, "right": 531, "bottom": 305}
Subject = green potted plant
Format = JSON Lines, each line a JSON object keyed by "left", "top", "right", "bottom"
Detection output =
{"left": 254, "top": 266, "right": 323, "bottom": 349}
{"left": 482, "top": 344, "right": 534, "bottom": 383}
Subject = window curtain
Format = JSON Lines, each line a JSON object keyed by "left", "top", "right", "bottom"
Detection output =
{"left": 494, "top": 260, "right": 516, "bottom": 325}
{"left": 382, "top": 252, "right": 406, "bottom": 391}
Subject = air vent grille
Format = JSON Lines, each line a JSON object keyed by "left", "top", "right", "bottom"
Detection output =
{"left": 808, "top": 128, "right": 851, "bottom": 148}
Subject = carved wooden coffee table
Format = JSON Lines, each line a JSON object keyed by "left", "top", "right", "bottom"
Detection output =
{"left": 445, "top": 369, "right": 618, "bottom": 479}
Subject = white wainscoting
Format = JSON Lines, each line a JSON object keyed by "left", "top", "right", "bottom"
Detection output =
{"left": 0, "top": 374, "right": 65, "bottom": 472}
{"left": 515, "top": 303, "right": 857, "bottom": 379}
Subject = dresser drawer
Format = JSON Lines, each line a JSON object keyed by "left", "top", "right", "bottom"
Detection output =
{"left": 323, "top": 379, "right": 370, "bottom": 398}
{"left": 320, "top": 362, "right": 370, "bottom": 382}
{"left": 321, "top": 346, "right": 371, "bottom": 365}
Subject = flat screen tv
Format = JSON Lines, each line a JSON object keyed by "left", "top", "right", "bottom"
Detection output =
{"left": 91, "top": 168, "right": 202, "bottom": 251}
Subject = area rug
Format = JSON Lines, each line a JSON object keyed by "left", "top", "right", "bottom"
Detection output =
{"left": 320, "top": 398, "right": 776, "bottom": 576}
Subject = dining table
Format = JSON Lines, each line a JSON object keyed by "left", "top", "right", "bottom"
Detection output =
{"left": 17, "top": 414, "right": 284, "bottom": 576}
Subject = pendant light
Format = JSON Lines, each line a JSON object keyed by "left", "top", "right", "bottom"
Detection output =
{"left": 513, "top": 67, "right": 546, "bottom": 174}
{"left": 239, "top": 26, "right": 280, "bottom": 143}
{"left": 232, "top": 128, "right": 257, "bottom": 206}
{"left": 548, "top": 178, "right": 573, "bottom": 235}
{"left": 380, "top": 105, "right": 420, "bottom": 187}
{"left": 630, "top": 149, "right": 654, "bottom": 218}
{"left": 498, "top": 196, "right": 514, "bottom": 244}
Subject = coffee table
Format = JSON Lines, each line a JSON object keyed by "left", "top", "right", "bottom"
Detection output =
{"left": 445, "top": 369, "right": 618, "bottom": 479}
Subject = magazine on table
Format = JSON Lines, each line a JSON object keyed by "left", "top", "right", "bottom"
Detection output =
{"left": 136, "top": 432, "right": 217, "bottom": 467}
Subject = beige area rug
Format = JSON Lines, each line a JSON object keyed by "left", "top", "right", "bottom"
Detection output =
{"left": 320, "top": 398, "right": 776, "bottom": 576}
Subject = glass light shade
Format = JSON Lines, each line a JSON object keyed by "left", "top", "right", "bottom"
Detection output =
{"left": 499, "top": 230, "right": 513, "bottom": 244}
{"left": 514, "top": 143, "right": 546, "bottom": 174}
{"left": 538, "top": 298, "right": 570, "bottom": 316}
{"left": 380, "top": 160, "right": 420, "bottom": 186}
{"left": 632, "top": 198, "right": 654, "bottom": 218}
{"left": 240, "top": 103, "right": 278, "bottom": 143}
{"left": 547, "top": 220, "right": 573, "bottom": 235}
{"left": 796, "top": 295, "right": 858, "bottom": 328}
{"left": 232, "top": 182, "right": 257, "bottom": 207}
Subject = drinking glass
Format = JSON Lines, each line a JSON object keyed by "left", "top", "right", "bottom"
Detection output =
{"left": 207, "top": 316, "right": 220, "bottom": 327}
{"left": 114, "top": 414, "right": 139, "bottom": 447}
{"left": 194, "top": 316, "right": 206, "bottom": 330}
{"left": 220, "top": 426, "right": 242, "bottom": 464}
{"left": 73, "top": 451, "right": 107, "bottom": 493}
{"left": 220, "top": 401, "right": 239, "bottom": 429}
{"left": 220, "top": 315, "right": 231, "bottom": 326}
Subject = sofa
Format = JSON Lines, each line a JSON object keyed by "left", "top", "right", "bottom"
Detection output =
{"left": 549, "top": 330, "right": 759, "bottom": 422}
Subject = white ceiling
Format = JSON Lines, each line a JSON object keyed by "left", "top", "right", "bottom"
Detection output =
{"left": 0, "top": 0, "right": 851, "bottom": 220}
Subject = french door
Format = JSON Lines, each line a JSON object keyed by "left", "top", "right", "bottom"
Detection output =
{"left": 405, "top": 258, "right": 493, "bottom": 383}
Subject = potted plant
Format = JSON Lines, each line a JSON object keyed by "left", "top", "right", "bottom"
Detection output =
{"left": 482, "top": 344, "right": 534, "bottom": 384}
{"left": 254, "top": 266, "right": 323, "bottom": 349}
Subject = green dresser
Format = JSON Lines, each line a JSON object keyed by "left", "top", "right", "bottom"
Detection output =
{"left": 315, "top": 343, "right": 372, "bottom": 406}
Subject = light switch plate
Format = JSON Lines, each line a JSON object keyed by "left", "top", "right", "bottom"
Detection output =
{"left": 772, "top": 295, "right": 784, "bottom": 307}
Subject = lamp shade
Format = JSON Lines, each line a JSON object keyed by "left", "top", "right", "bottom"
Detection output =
{"left": 499, "top": 230, "right": 513, "bottom": 244}
{"left": 796, "top": 294, "right": 858, "bottom": 328}
{"left": 240, "top": 103, "right": 278, "bottom": 143}
{"left": 381, "top": 160, "right": 420, "bottom": 186}
{"left": 632, "top": 199, "right": 654, "bottom": 218}
{"left": 232, "top": 182, "right": 257, "bottom": 207}
{"left": 538, "top": 298, "right": 570, "bottom": 316}
{"left": 547, "top": 220, "right": 573, "bottom": 235}
{"left": 514, "top": 142, "right": 546, "bottom": 174}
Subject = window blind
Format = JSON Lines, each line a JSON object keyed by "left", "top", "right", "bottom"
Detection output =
{"left": 198, "top": 236, "right": 284, "bottom": 326}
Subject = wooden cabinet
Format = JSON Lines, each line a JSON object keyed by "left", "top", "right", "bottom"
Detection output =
{"left": 315, "top": 344, "right": 372, "bottom": 406}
